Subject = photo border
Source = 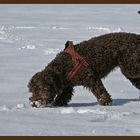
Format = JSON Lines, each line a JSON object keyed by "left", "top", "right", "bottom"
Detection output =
{"left": 0, "top": 0, "right": 140, "bottom": 140}
{"left": 0, "top": 0, "right": 139, "bottom": 4}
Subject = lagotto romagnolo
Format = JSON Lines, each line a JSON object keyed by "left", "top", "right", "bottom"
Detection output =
{"left": 28, "top": 32, "right": 140, "bottom": 107}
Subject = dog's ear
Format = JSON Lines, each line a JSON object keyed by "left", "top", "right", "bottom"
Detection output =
{"left": 44, "top": 72, "right": 65, "bottom": 94}
{"left": 53, "top": 73, "right": 65, "bottom": 94}
{"left": 44, "top": 72, "right": 54, "bottom": 85}
{"left": 54, "top": 73, "right": 64, "bottom": 89}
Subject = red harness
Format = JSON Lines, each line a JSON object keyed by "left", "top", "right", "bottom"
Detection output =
{"left": 64, "top": 41, "right": 89, "bottom": 81}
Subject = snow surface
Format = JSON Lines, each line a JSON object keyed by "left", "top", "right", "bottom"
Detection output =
{"left": 0, "top": 4, "right": 140, "bottom": 136}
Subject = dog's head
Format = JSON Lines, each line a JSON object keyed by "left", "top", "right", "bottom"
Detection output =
{"left": 28, "top": 70, "right": 63, "bottom": 107}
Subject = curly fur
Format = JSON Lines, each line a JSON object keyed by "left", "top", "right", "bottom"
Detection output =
{"left": 28, "top": 32, "right": 140, "bottom": 107}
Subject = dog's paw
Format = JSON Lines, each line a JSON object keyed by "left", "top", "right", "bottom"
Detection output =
{"left": 98, "top": 99, "right": 112, "bottom": 106}
{"left": 98, "top": 94, "right": 112, "bottom": 106}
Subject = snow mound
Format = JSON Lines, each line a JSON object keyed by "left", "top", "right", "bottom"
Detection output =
{"left": 77, "top": 108, "right": 106, "bottom": 114}
{"left": 0, "top": 25, "right": 22, "bottom": 42}
{"left": 16, "top": 26, "right": 36, "bottom": 29}
{"left": 19, "top": 45, "right": 36, "bottom": 50}
{"left": 86, "top": 26, "right": 123, "bottom": 33}
{"left": 60, "top": 107, "right": 75, "bottom": 114}
{"left": 0, "top": 104, "right": 26, "bottom": 111}
{"left": 44, "top": 48, "right": 60, "bottom": 55}
{"left": 15, "top": 26, "right": 68, "bottom": 30}
{"left": 112, "top": 27, "right": 123, "bottom": 32}
{"left": 16, "top": 104, "right": 26, "bottom": 109}
{"left": 107, "top": 111, "right": 130, "bottom": 120}
{"left": 51, "top": 26, "right": 67, "bottom": 30}
{"left": 0, "top": 26, "right": 8, "bottom": 40}
{"left": 6, "top": 25, "right": 123, "bottom": 33}
{"left": 60, "top": 108, "right": 107, "bottom": 115}
{"left": 0, "top": 105, "right": 10, "bottom": 111}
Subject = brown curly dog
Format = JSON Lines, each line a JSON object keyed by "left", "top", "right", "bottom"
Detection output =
{"left": 28, "top": 32, "right": 140, "bottom": 107}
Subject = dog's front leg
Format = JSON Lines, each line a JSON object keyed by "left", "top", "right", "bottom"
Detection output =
{"left": 53, "top": 86, "right": 74, "bottom": 106}
{"left": 89, "top": 79, "right": 112, "bottom": 106}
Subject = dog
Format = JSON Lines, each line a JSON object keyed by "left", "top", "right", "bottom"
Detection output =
{"left": 28, "top": 32, "right": 140, "bottom": 107}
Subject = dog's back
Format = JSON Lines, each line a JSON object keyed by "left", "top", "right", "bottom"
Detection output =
{"left": 74, "top": 32, "right": 140, "bottom": 78}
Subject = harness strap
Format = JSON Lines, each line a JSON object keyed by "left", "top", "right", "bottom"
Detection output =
{"left": 64, "top": 41, "right": 89, "bottom": 81}
{"left": 67, "top": 60, "right": 84, "bottom": 80}
{"left": 65, "top": 41, "right": 77, "bottom": 65}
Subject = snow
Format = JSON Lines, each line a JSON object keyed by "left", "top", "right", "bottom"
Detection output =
{"left": 20, "top": 45, "right": 36, "bottom": 50}
{"left": 0, "top": 4, "right": 140, "bottom": 136}
{"left": 44, "top": 48, "right": 60, "bottom": 55}
{"left": 16, "top": 104, "right": 26, "bottom": 109}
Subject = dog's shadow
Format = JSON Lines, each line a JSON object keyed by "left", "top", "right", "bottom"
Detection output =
{"left": 69, "top": 102, "right": 98, "bottom": 107}
{"left": 69, "top": 98, "right": 139, "bottom": 107}
{"left": 112, "top": 98, "right": 139, "bottom": 106}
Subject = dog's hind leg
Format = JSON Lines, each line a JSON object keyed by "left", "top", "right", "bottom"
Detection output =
{"left": 85, "top": 79, "right": 112, "bottom": 106}
{"left": 120, "top": 58, "right": 140, "bottom": 91}
{"left": 53, "top": 86, "right": 73, "bottom": 106}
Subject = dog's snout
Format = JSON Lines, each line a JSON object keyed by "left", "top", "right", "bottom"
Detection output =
{"left": 30, "top": 100, "right": 42, "bottom": 108}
